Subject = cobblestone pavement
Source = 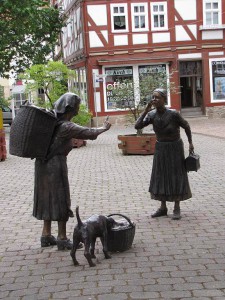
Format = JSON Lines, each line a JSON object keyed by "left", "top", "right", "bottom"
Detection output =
{"left": 1, "top": 117, "right": 225, "bottom": 300}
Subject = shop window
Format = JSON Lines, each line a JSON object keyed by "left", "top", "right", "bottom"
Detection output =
{"left": 203, "top": 0, "right": 221, "bottom": 26}
{"left": 150, "top": 2, "right": 168, "bottom": 31}
{"left": 209, "top": 58, "right": 225, "bottom": 101}
{"left": 138, "top": 64, "right": 168, "bottom": 104}
{"left": 111, "top": 4, "right": 128, "bottom": 32}
{"left": 131, "top": 3, "right": 148, "bottom": 31}
{"left": 105, "top": 67, "right": 134, "bottom": 110}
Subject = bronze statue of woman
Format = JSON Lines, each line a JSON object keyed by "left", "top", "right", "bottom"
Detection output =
{"left": 33, "top": 93, "right": 111, "bottom": 250}
{"left": 135, "top": 89, "right": 194, "bottom": 220}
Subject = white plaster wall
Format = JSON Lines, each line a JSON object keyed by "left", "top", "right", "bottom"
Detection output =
{"left": 202, "top": 30, "right": 223, "bottom": 40}
{"left": 152, "top": 32, "right": 170, "bottom": 43}
{"left": 174, "top": 0, "right": 196, "bottom": 20}
{"left": 79, "top": 33, "right": 83, "bottom": 49}
{"left": 63, "top": 0, "right": 73, "bottom": 11}
{"left": 178, "top": 53, "right": 202, "bottom": 59}
{"left": 132, "top": 34, "right": 148, "bottom": 45}
{"left": 76, "top": 7, "right": 81, "bottom": 30}
{"left": 87, "top": 5, "right": 107, "bottom": 26}
{"left": 89, "top": 31, "right": 104, "bottom": 48}
{"left": 187, "top": 25, "right": 197, "bottom": 39}
{"left": 209, "top": 51, "right": 224, "bottom": 56}
{"left": 175, "top": 25, "right": 191, "bottom": 41}
{"left": 114, "top": 35, "right": 128, "bottom": 46}
{"left": 101, "top": 31, "right": 108, "bottom": 43}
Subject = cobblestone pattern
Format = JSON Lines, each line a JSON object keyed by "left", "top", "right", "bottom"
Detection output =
{"left": 1, "top": 118, "right": 225, "bottom": 299}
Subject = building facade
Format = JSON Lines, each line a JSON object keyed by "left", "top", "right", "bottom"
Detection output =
{"left": 55, "top": 0, "right": 225, "bottom": 123}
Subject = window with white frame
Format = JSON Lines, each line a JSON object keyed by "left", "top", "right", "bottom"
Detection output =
{"left": 150, "top": 2, "right": 168, "bottom": 31}
{"left": 203, "top": 0, "right": 221, "bottom": 26}
{"left": 110, "top": 4, "right": 128, "bottom": 32}
{"left": 104, "top": 66, "right": 133, "bottom": 110}
{"left": 131, "top": 3, "right": 148, "bottom": 31}
{"left": 209, "top": 58, "right": 225, "bottom": 101}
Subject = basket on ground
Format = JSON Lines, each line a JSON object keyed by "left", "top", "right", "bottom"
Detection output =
{"left": 10, "top": 105, "right": 57, "bottom": 159}
{"left": 107, "top": 213, "right": 135, "bottom": 252}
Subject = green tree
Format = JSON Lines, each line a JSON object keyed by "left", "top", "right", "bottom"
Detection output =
{"left": 0, "top": 0, "right": 65, "bottom": 78}
{"left": 21, "top": 61, "right": 75, "bottom": 108}
{"left": 0, "top": 97, "right": 10, "bottom": 108}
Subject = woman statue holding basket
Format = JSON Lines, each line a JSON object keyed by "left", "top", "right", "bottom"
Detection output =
{"left": 135, "top": 88, "right": 194, "bottom": 220}
{"left": 33, "top": 93, "right": 111, "bottom": 250}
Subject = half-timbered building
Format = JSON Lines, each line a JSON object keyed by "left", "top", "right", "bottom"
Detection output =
{"left": 55, "top": 0, "right": 225, "bottom": 123}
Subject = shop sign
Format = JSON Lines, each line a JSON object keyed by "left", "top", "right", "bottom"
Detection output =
{"left": 105, "top": 68, "right": 133, "bottom": 76}
{"left": 139, "top": 64, "right": 166, "bottom": 74}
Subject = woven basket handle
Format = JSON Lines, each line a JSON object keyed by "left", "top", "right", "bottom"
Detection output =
{"left": 107, "top": 213, "right": 134, "bottom": 227}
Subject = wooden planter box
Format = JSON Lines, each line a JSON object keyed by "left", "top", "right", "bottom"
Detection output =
{"left": 118, "top": 133, "right": 156, "bottom": 155}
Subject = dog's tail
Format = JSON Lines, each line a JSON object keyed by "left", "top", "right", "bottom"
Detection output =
{"left": 76, "top": 206, "right": 83, "bottom": 229}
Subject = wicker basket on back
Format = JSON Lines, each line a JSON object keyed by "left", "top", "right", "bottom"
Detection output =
{"left": 10, "top": 105, "right": 57, "bottom": 159}
{"left": 107, "top": 213, "right": 135, "bottom": 252}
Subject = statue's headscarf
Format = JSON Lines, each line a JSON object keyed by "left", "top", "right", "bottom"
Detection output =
{"left": 153, "top": 88, "right": 167, "bottom": 99}
{"left": 54, "top": 93, "right": 81, "bottom": 114}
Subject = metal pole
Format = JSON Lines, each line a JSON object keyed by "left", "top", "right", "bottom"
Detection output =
{"left": 93, "top": 73, "right": 98, "bottom": 127}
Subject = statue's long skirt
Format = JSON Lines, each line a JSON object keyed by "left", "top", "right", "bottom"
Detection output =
{"left": 149, "top": 139, "right": 192, "bottom": 202}
{"left": 33, "top": 155, "right": 72, "bottom": 221}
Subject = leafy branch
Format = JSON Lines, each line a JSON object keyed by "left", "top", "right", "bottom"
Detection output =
{"left": 0, "top": 0, "right": 66, "bottom": 78}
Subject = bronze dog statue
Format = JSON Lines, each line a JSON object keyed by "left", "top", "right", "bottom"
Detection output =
{"left": 70, "top": 206, "right": 123, "bottom": 267}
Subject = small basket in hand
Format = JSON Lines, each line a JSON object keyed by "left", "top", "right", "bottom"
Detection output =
{"left": 107, "top": 213, "right": 135, "bottom": 252}
{"left": 185, "top": 151, "right": 200, "bottom": 172}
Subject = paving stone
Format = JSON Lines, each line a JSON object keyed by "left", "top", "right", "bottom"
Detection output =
{"left": 1, "top": 119, "right": 225, "bottom": 299}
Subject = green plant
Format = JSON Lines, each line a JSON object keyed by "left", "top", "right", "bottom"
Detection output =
{"left": 72, "top": 104, "right": 92, "bottom": 126}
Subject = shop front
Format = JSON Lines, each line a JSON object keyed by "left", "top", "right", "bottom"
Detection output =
{"left": 102, "top": 63, "right": 170, "bottom": 113}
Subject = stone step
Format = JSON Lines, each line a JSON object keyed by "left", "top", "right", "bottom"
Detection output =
{"left": 181, "top": 107, "right": 204, "bottom": 118}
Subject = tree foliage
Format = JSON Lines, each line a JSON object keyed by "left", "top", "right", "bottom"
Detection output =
{"left": 0, "top": 0, "right": 65, "bottom": 78}
{"left": 0, "top": 97, "right": 10, "bottom": 108}
{"left": 21, "top": 61, "right": 92, "bottom": 125}
{"left": 21, "top": 61, "right": 75, "bottom": 108}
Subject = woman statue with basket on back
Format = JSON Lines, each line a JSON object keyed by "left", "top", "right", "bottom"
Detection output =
{"left": 34, "top": 93, "right": 111, "bottom": 250}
